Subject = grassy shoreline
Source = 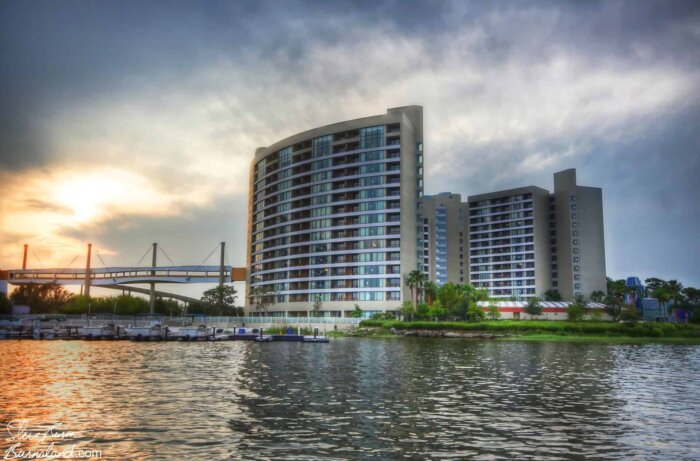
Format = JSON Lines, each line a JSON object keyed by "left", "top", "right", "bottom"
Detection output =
{"left": 355, "top": 319, "right": 700, "bottom": 343}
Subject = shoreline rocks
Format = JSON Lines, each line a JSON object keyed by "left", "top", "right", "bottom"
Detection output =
{"left": 390, "top": 328, "right": 503, "bottom": 339}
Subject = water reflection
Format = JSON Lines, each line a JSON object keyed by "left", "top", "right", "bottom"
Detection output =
{"left": 1, "top": 340, "right": 698, "bottom": 460}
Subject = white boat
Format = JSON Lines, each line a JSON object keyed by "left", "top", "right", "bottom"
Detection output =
{"left": 125, "top": 323, "right": 164, "bottom": 340}
{"left": 177, "top": 325, "right": 211, "bottom": 340}
{"left": 82, "top": 324, "right": 117, "bottom": 339}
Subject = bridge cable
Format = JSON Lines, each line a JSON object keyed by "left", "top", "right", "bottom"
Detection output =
{"left": 158, "top": 245, "right": 176, "bottom": 266}
{"left": 31, "top": 250, "right": 46, "bottom": 268}
{"left": 51, "top": 254, "right": 80, "bottom": 278}
{"left": 134, "top": 245, "right": 152, "bottom": 267}
{"left": 192, "top": 244, "right": 220, "bottom": 272}
{"left": 95, "top": 251, "right": 108, "bottom": 268}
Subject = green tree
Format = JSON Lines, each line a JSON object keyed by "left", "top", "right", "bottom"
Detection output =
{"left": 154, "top": 298, "right": 183, "bottom": 317}
{"left": 438, "top": 282, "right": 462, "bottom": 318}
{"left": 644, "top": 277, "right": 666, "bottom": 294}
{"left": 427, "top": 299, "right": 447, "bottom": 321}
{"left": 423, "top": 281, "right": 438, "bottom": 306}
{"left": 566, "top": 298, "right": 587, "bottom": 321}
{"left": 400, "top": 301, "right": 414, "bottom": 321}
{"left": 665, "top": 280, "right": 685, "bottom": 318}
{"left": 466, "top": 303, "right": 485, "bottom": 322}
{"left": 682, "top": 287, "right": 700, "bottom": 304}
{"left": 351, "top": 304, "right": 364, "bottom": 319}
{"left": 543, "top": 289, "right": 562, "bottom": 301}
{"left": 405, "top": 270, "right": 427, "bottom": 306}
{"left": 607, "top": 277, "right": 628, "bottom": 296}
{"left": 524, "top": 296, "right": 543, "bottom": 318}
{"left": 0, "top": 292, "right": 12, "bottom": 315}
{"left": 603, "top": 292, "right": 624, "bottom": 321}
{"left": 10, "top": 283, "right": 73, "bottom": 314}
{"left": 487, "top": 302, "right": 501, "bottom": 320}
{"left": 201, "top": 285, "right": 240, "bottom": 316}
{"left": 619, "top": 305, "right": 639, "bottom": 322}
{"left": 652, "top": 287, "right": 671, "bottom": 320}
{"left": 590, "top": 290, "right": 605, "bottom": 302}
{"left": 415, "top": 302, "right": 429, "bottom": 320}
{"left": 251, "top": 286, "right": 276, "bottom": 315}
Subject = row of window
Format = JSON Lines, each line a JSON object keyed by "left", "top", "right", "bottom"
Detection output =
{"left": 250, "top": 265, "right": 402, "bottom": 283}
{"left": 254, "top": 125, "right": 390, "bottom": 180}
{"left": 253, "top": 149, "right": 401, "bottom": 199}
{"left": 258, "top": 291, "right": 401, "bottom": 303}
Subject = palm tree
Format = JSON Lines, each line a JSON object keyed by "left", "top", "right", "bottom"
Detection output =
{"left": 652, "top": 287, "right": 671, "bottom": 321}
{"left": 424, "top": 281, "right": 438, "bottom": 306}
{"left": 664, "top": 280, "right": 684, "bottom": 321}
{"left": 590, "top": 290, "right": 605, "bottom": 302}
{"left": 405, "top": 270, "right": 426, "bottom": 306}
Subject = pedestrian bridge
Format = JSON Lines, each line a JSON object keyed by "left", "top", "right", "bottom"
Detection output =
{"left": 7, "top": 266, "right": 243, "bottom": 286}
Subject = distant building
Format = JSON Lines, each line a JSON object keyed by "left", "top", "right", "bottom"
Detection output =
{"left": 422, "top": 193, "right": 469, "bottom": 285}
{"left": 476, "top": 301, "right": 610, "bottom": 320}
{"left": 468, "top": 186, "right": 552, "bottom": 299}
{"left": 421, "top": 169, "right": 607, "bottom": 301}
{"left": 550, "top": 169, "right": 607, "bottom": 301}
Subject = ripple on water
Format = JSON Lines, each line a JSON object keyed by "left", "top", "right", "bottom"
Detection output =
{"left": 0, "top": 340, "right": 698, "bottom": 460}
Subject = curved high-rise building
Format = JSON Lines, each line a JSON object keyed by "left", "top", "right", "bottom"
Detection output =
{"left": 247, "top": 106, "right": 423, "bottom": 317}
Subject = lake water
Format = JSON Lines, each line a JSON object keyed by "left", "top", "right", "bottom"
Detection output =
{"left": 1, "top": 339, "right": 698, "bottom": 460}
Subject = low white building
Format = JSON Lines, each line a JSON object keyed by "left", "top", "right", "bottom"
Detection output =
{"left": 477, "top": 301, "right": 610, "bottom": 320}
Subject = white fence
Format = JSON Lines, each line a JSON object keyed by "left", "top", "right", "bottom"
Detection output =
{"left": 14, "top": 315, "right": 361, "bottom": 328}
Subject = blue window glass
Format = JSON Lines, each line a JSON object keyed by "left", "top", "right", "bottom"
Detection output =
{"left": 360, "top": 126, "right": 384, "bottom": 149}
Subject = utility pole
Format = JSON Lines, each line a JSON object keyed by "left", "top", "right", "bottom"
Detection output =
{"left": 22, "top": 244, "right": 28, "bottom": 270}
{"left": 85, "top": 243, "right": 92, "bottom": 298}
{"left": 149, "top": 242, "right": 157, "bottom": 314}
{"left": 218, "top": 242, "right": 226, "bottom": 307}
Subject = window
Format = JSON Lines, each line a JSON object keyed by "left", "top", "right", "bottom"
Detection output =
{"left": 279, "top": 147, "right": 292, "bottom": 167}
{"left": 312, "top": 135, "right": 332, "bottom": 158}
{"left": 360, "top": 126, "right": 384, "bottom": 149}
{"left": 360, "top": 151, "right": 383, "bottom": 162}
{"left": 311, "top": 195, "right": 330, "bottom": 205}
{"left": 360, "top": 201, "right": 385, "bottom": 211}
{"left": 360, "top": 163, "right": 385, "bottom": 174}
{"left": 360, "top": 189, "right": 385, "bottom": 199}
{"left": 256, "top": 158, "right": 266, "bottom": 176}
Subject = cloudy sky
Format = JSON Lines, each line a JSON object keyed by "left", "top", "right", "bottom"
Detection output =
{"left": 1, "top": 0, "right": 698, "bottom": 296}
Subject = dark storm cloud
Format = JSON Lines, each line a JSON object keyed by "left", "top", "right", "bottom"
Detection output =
{"left": 1, "top": 0, "right": 698, "bottom": 286}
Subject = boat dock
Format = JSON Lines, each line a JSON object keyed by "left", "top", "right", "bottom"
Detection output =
{"left": 0, "top": 321, "right": 330, "bottom": 343}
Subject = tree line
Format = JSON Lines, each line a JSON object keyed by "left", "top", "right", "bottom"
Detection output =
{"left": 0, "top": 283, "right": 242, "bottom": 317}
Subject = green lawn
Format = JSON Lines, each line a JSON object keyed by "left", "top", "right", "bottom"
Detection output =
{"left": 359, "top": 319, "right": 700, "bottom": 339}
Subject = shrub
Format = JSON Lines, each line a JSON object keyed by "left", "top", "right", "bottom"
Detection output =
{"left": 566, "top": 303, "right": 586, "bottom": 321}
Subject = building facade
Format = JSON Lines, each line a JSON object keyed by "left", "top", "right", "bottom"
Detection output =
{"left": 421, "top": 193, "right": 469, "bottom": 285}
{"left": 421, "top": 169, "right": 606, "bottom": 301}
{"left": 468, "top": 186, "right": 552, "bottom": 299}
{"left": 550, "top": 169, "right": 607, "bottom": 300}
{"left": 247, "top": 106, "right": 423, "bottom": 316}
